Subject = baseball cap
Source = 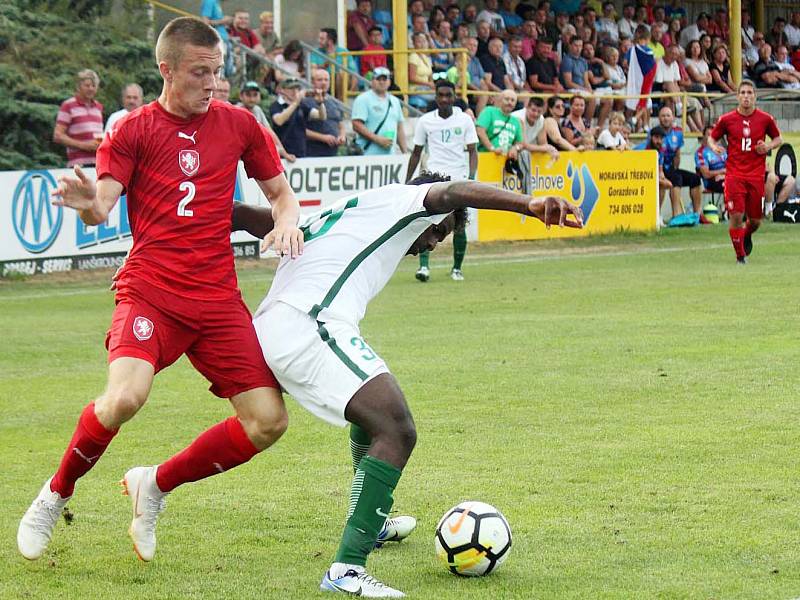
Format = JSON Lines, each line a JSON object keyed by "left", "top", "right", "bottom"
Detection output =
{"left": 373, "top": 66, "right": 391, "bottom": 78}
{"left": 278, "top": 77, "right": 303, "bottom": 88}
{"left": 241, "top": 80, "right": 261, "bottom": 93}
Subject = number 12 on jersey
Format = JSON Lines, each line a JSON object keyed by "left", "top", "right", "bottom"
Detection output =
{"left": 741, "top": 138, "right": 751, "bottom": 152}
{"left": 178, "top": 182, "right": 195, "bottom": 217}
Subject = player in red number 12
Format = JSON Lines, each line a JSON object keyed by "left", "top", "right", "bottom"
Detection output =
{"left": 708, "top": 80, "right": 783, "bottom": 264}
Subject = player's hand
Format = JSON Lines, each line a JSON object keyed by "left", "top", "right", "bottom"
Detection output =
{"left": 261, "top": 221, "right": 304, "bottom": 259}
{"left": 51, "top": 165, "right": 97, "bottom": 211}
{"left": 530, "top": 196, "right": 584, "bottom": 229}
{"left": 755, "top": 140, "right": 770, "bottom": 155}
{"left": 282, "top": 152, "right": 297, "bottom": 163}
{"left": 376, "top": 136, "right": 393, "bottom": 149}
{"left": 109, "top": 255, "right": 127, "bottom": 291}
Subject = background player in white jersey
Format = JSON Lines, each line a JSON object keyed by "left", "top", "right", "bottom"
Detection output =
{"left": 405, "top": 80, "right": 478, "bottom": 282}
{"left": 236, "top": 174, "right": 583, "bottom": 597}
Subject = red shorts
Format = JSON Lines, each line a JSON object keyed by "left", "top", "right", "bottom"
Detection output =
{"left": 724, "top": 177, "right": 764, "bottom": 219}
{"left": 105, "top": 280, "right": 277, "bottom": 398}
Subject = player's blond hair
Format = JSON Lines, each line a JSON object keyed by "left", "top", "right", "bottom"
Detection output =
{"left": 155, "top": 17, "right": 220, "bottom": 67}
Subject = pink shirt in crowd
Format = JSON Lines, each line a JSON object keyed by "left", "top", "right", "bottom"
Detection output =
{"left": 56, "top": 96, "right": 104, "bottom": 166}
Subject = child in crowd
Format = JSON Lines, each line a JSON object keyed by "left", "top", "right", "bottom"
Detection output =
{"left": 597, "top": 111, "right": 629, "bottom": 150}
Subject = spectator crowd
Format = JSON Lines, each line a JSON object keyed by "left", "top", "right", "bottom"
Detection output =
{"left": 54, "top": 1, "right": 800, "bottom": 212}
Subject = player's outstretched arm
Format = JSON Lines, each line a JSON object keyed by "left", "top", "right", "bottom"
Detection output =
{"left": 231, "top": 203, "right": 275, "bottom": 238}
{"left": 50, "top": 166, "right": 123, "bottom": 225}
{"left": 256, "top": 173, "right": 303, "bottom": 258}
{"left": 424, "top": 181, "right": 584, "bottom": 229}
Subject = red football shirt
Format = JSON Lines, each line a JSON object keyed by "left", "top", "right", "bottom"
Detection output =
{"left": 710, "top": 108, "right": 780, "bottom": 181}
{"left": 96, "top": 100, "right": 283, "bottom": 301}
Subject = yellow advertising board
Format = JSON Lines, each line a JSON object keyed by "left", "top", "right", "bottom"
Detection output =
{"left": 476, "top": 151, "right": 660, "bottom": 241}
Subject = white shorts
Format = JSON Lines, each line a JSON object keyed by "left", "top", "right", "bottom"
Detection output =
{"left": 253, "top": 302, "right": 389, "bottom": 427}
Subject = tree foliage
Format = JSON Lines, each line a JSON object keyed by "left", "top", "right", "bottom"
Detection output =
{"left": 0, "top": 0, "right": 159, "bottom": 169}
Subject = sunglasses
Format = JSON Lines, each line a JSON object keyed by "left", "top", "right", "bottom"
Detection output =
{"left": 432, "top": 72, "right": 449, "bottom": 81}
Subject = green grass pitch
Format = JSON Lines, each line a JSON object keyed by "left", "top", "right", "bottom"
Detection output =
{"left": 1, "top": 224, "right": 799, "bottom": 599}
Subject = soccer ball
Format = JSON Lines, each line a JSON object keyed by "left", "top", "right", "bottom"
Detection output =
{"left": 434, "top": 501, "right": 512, "bottom": 576}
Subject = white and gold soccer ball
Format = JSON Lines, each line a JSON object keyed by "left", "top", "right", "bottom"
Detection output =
{"left": 434, "top": 501, "right": 512, "bottom": 576}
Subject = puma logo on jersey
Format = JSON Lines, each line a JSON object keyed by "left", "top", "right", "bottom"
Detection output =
{"left": 178, "top": 131, "right": 197, "bottom": 144}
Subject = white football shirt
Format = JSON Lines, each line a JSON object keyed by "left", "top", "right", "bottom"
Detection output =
{"left": 256, "top": 184, "right": 450, "bottom": 325}
{"left": 413, "top": 107, "right": 478, "bottom": 181}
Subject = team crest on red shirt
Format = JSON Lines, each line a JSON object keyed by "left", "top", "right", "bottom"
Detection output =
{"left": 132, "top": 316, "right": 154, "bottom": 341}
{"left": 178, "top": 149, "right": 200, "bottom": 177}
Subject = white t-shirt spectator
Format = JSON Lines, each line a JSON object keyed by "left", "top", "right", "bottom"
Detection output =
{"left": 597, "top": 128, "right": 625, "bottom": 149}
{"left": 511, "top": 108, "right": 544, "bottom": 145}
{"left": 679, "top": 24, "right": 702, "bottom": 48}
{"left": 786, "top": 23, "right": 800, "bottom": 48}
{"left": 503, "top": 51, "right": 527, "bottom": 89}
{"left": 655, "top": 59, "right": 680, "bottom": 84}
{"left": 597, "top": 17, "right": 620, "bottom": 43}
{"left": 477, "top": 10, "right": 505, "bottom": 33}
{"left": 617, "top": 17, "right": 637, "bottom": 40}
{"left": 104, "top": 108, "right": 128, "bottom": 133}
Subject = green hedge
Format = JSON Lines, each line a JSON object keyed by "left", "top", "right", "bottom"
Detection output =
{"left": 0, "top": 0, "right": 159, "bottom": 169}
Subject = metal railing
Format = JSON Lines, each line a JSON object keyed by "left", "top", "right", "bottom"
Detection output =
{"left": 231, "top": 40, "right": 352, "bottom": 117}
{"left": 299, "top": 42, "right": 424, "bottom": 117}
{"left": 333, "top": 46, "right": 470, "bottom": 106}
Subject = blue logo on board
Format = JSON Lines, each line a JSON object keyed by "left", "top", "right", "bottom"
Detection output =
{"left": 12, "top": 170, "right": 63, "bottom": 253}
{"left": 566, "top": 161, "right": 599, "bottom": 224}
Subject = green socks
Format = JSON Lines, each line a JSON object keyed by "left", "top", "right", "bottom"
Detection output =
{"left": 349, "top": 424, "right": 371, "bottom": 475}
{"left": 453, "top": 228, "right": 467, "bottom": 270}
{"left": 420, "top": 230, "right": 466, "bottom": 271}
{"left": 335, "top": 455, "right": 401, "bottom": 566}
{"left": 419, "top": 250, "right": 430, "bottom": 268}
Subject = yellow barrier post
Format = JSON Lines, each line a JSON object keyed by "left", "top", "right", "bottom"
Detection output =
{"left": 730, "top": 0, "right": 743, "bottom": 87}
{"left": 392, "top": 0, "right": 409, "bottom": 107}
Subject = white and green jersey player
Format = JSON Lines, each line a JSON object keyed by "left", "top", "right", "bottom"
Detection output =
{"left": 406, "top": 80, "right": 478, "bottom": 283}
{"left": 236, "top": 175, "right": 583, "bottom": 598}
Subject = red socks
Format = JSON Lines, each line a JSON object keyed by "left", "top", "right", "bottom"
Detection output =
{"left": 49, "top": 408, "right": 259, "bottom": 496}
{"left": 729, "top": 227, "right": 746, "bottom": 259}
{"left": 50, "top": 403, "right": 118, "bottom": 498}
{"left": 155, "top": 417, "right": 259, "bottom": 493}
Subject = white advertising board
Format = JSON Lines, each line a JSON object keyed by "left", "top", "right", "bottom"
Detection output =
{"left": 1, "top": 154, "right": 411, "bottom": 276}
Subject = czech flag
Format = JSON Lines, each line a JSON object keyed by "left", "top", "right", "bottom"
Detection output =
{"left": 625, "top": 44, "right": 657, "bottom": 111}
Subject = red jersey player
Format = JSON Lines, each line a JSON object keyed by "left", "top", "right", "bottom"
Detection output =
{"left": 18, "top": 18, "right": 302, "bottom": 563}
{"left": 709, "top": 79, "right": 783, "bottom": 264}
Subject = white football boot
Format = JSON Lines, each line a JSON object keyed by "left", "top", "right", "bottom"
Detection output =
{"left": 415, "top": 266, "right": 430, "bottom": 282}
{"left": 17, "top": 478, "right": 69, "bottom": 560}
{"left": 375, "top": 515, "right": 417, "bottom": 548}
{"left": 320, "top": 563, "right": 405, "bottom": 597}
{"left": 121, "top": 466, "right": 167, "bottom": 561}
